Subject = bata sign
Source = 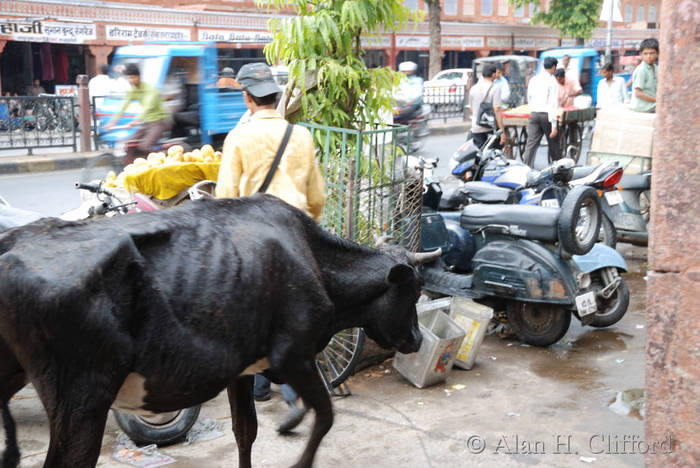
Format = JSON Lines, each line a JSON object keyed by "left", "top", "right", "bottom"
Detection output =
{"left": 198, "top": 30, "right": 272, "bottom": 43}
{"left": 0, "top": 20, "right": 96, "bottom": 43}
{"left": 106, "top": 25, "right": 191, "bottom": 42}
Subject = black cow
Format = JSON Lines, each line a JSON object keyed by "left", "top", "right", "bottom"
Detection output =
{"left": 0, "top": 195, "right": 437, "bottom": 468}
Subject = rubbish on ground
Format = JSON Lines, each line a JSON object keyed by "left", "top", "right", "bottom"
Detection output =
{"left": 520, "top": 343, "right": 531, "bottom": 347}
{"left": 184, "top": 418, "right": 225, "bottom": 445}
{"left": 451, "top": 384, "right": 466, "bottom": 390}
{"left": 636, "top": 324, "right": 645, "bottom": 329}
{"left": 448, "top": 297, "right": 493, "bottom": 370}
{"left": 608, "top": 388, "right": 645, "bottom": 419}
{"left": 506, "top": 343, "right": 514, "bottom": 347}
{"left": 615, "top": 359, "right": 625, "bottom": 364}
{"left": 394, "top": 305, "right": 466, "bottom": 388}
{"left": 506, "top": 412, "right": 521, "bottom": 417}
{"left": 417, "top": 401, "right": 425, "bottom": 406}
{"left": 580, "top": 456, "right": 597, "bottom": 463}
{"left": 112, "top": 432, "right": 175, "bottom": 467}
{"left": 489, "top": 356, "right": 497, "bottom": 361}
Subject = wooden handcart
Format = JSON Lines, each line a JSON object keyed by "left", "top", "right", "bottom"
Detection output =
{"left": 503, "top": 105, "right": 596, "bottom": 163}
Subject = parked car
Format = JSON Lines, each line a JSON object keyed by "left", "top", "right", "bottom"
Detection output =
{"left": 423, "top": 68, "right": 473, "bottom": 107}
{"left": 472, "top": 55, "right": 538, "bottom": 108}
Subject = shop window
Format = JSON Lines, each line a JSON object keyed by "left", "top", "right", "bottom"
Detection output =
{"left": 444, "top": 0, "right": 457, "bottom": 15}
{"left": 624, "top": 4, "right": 633, "bottom": 22}
{"left": 463, "top": 0, "right": 476, "bottom": 15}
{"left": 481, "top": 0, "right": 493, "bottom": 16}
{"left": 636, "top": 5, "right": 645, "bottom": 22}
{"left": 648, "top": 4, "right": 657, "bottom": 22}
{"left": 514, "top": 4, "right": 524, "bottom": 16}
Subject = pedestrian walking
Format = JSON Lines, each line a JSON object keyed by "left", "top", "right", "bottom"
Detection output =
{"left": 493, "top": 62, "right": 511, "bottom": 107}
{"left": 215, "top": 62, "right": 326, "bottom": 433}
{"left": 468, "top": 63, "right": 506, "bottom": 149}
{"left": 596, "top": 63, "right": 626, "bottom": 109}
{"left": 522, "top": 57, "right": 561, "bottom": 167}
{"left": 88, "top": 65, "right": 112, "bottom": 102}
{"left": 629, "top": 38, "right": 658, "bottom": 113}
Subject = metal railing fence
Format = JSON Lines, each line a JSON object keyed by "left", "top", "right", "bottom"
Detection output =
{"left": 0, "top": 95, "right": 77, "bottom": 154}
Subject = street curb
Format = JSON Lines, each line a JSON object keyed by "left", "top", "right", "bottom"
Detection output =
{"left": 428, "top": 122, "right": 470, "bottom": 136}
{"left": 0, "top": 152, "right": 101, "bottom": 176}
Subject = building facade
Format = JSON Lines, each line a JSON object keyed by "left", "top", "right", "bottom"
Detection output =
{"left": 0, "top": 0, "right": 659, "bottom": 94}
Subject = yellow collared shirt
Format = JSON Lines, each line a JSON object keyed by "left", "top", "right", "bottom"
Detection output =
{"left": 215, "top": 109, "right": 325, "bottom": 222}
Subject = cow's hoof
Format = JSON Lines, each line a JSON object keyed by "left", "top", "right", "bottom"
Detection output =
{"left": 277, "top": 403, "right": 307, "bottom": 434}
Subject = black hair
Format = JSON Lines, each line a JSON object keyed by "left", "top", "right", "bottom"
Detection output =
{"left": 100, "top": 64, "right": 110, "bottom": 75}
{"left": 124, "top": 63, "right": 140, "bottom": 76}
{"left": 554, "top": 68, "right": 566, "bottom": 78}
{"left": 602, "top": 63, "right": 614, "bottom": 72}
{"left": 482, "top": 63, "right": 497, "bottom": 78}
{"left": 247, "top": 92, "right": 278, "bottom": 106}
{"left": 639, "top": 38, "right": 659, "bottom": 53}
{"left": 494, "top": 62, "right": 505, "bottom": 71}
{"left": 543, "top": 57, "right": 558, "bottom": 70}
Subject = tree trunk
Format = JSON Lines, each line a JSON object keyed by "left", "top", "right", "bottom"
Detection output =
{"left": 428, "top": 0, "right": 441, "bottom": 80}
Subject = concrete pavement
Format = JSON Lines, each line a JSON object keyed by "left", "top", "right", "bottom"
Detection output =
{"left": 0, "top": 120, "right": 469, "bottom": 176}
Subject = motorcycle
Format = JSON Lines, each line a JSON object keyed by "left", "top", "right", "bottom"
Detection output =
{"left": 446, "top": 132, "right": 622, "bottom": 247}
{"left": 417, "top": 160, "right": 629, "bottom": 346}
{"left": 593, "top": 170, "right": 650, "bottom": 245}
{"left": 393, "top": 80, "right": 431, "bottom": 153}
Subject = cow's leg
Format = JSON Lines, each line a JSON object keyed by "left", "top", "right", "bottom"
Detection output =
{"left": 278, "top": 360, "right": 334, "bottom": 468}
{"left": 227, "top": 375, "right": 257, "bottom": 468}
{"left": 31, "top": 375, "right": 116, "bottom": 468}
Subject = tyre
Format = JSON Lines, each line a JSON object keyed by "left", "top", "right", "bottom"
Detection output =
{"left": 506, "top": 302, "right": 571, "bottom": 346}
{"left": 639, "top": 189, "right": 651, "bottom": 232}
{"left": 80, "top": 152, "right": 125, "bottom": 184}
{"left": 589, "top": 274, "right": 630, "bottom": 328}
{"left": 315, "top": 327, "right": 365, "bottom": 388}
{"left": 113, "top": 406, "right": 201, "bottom": 446}
{"left": 558, "top": 185, "right": 601, "bottom": 255}
{"left": 598, "top": 214, "right": 618, "bottom": 249}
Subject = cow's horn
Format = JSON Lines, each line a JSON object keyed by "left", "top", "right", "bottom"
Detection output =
{"left": 375, "top": 235, "right": 394, "bottom": 248}
{"left": 413, "top": 248, "right": 442, "bottom": 264}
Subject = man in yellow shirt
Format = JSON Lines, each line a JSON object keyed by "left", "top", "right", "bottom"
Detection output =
{"left": 215, "top": 62, "right": 325, "bottom": 432}
{"left": 215, "top": 63, "right": 325, "bottom": 223}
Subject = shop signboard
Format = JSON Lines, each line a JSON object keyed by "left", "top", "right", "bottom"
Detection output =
{"left": 106, "top": 25, "right": 191, "bottom": 42}
{"left": 396, "top": 35, "right": 429, "bottom": 48}
{"left": 536, "top": 38, "right": 560, "bottom": 50}
{"left": 487, "top": 37, "right": 512, "bottom": 49}
{"left": 624, "top": 39, "right": 642, "bottom": 49}
{"left": 198, "top": 30, "right": 273, "bottom": 43}
{"left": 561, "top": 38, "right": 578, "bottom": 47}
{"left": 0, "top": 20, "right": 96, "bottom": 44}
{"left": 360, "top": 35, "right": 392, "bottom": 49}
{"left": 54, "top": 85, "right": 78, "bottom": 97}
{"left": 588, "top": 38, "right": 623, "bottom": 49}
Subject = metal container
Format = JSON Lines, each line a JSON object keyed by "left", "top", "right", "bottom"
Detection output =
{"left": 449, "top": 297, "right": 494, "bottom": 370}
{"left": 393, "top": 303, "right": 466, "bottom": 388}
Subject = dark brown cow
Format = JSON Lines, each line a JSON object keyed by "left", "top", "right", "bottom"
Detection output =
{"left": 0, "top": 195, "right": 435, "bottom": 468}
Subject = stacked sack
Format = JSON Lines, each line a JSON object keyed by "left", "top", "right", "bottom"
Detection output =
{"left": 104, "top": 144, "right": 223, "bottom": 200}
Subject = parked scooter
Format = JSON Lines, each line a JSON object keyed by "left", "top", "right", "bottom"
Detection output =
{"left": 592, "top": 170, "right": 650, "bottom": 245}
{"left": 446, "top": 132, "right": 622, "bottom": 247}
{"left": 417, "top": 161, "right": 629, "bottom": 346}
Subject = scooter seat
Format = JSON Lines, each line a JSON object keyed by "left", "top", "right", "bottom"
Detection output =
{"left": 460, "top": 181, "right": 520, "bottom": 204}
{"left": 460, "top": 203, "right": 560, "bottom": 242}
{"left": 619, "top": 173, "right": 650, "bottom": 190}
{"left": 572, "top": 163, "right": 604, "bottom": 180}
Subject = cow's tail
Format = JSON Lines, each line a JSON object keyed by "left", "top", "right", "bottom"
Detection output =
{"left": 1, "top": 399, "right": 19, "bottom": 468}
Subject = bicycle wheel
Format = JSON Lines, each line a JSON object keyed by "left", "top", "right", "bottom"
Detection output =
{"left": 315, "top": 327, "right": 365, "bottom": 389}
{"left": 80, "top": 152, "right": 125, "bottom": 184}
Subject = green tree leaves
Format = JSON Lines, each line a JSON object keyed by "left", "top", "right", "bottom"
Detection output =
{"left": 509, "top": 0, "right": 604, "bottom": 41}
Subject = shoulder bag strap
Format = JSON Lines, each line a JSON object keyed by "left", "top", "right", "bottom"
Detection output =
{"left": 259, "top": 122, "right": 294, "bottom": 194}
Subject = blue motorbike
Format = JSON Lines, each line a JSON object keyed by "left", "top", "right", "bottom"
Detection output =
{"left": 418, "top": 159, "right": 629, "bottom": 346}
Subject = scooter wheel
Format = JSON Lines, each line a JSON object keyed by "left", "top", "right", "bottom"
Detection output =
{"left": 598, "top": 214, "right": 617, "bottom": 249}
{"left": 589, "top": 277, "right": 630, "bottom": 328}
{"left": 506, "top": 302, "right": 571, "bottom": 347}
{"left": 558, "top": 185, "right": 601, "bottom": 255}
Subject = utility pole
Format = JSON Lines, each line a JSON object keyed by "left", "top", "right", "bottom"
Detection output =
{"left": 604, "top": 0, "right": 615, "bottom": 63}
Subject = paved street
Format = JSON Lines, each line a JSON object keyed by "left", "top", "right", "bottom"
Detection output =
{"left": 0, "top": 131, "right": 650, "bottom": 468}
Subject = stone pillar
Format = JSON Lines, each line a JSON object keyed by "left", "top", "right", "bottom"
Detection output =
{"left": 88, "top": 45, "right": 114, "bottom": 77}
{"left": 645, "top": 1, "right": 700, "bottom": 467}
{"left": 0, "top": 40, "right": 6, "bottom": 94}
{"left": 475, "top": 50, "right": 490, "bottom": 58}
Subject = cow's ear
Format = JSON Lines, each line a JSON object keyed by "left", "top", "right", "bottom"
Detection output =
{"left": 387, "top": 264, "right": 413, "bottom": 284}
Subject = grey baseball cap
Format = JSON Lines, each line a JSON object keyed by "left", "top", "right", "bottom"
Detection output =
{"left": 236, "top": 63, "right": 281, "bottom": 97}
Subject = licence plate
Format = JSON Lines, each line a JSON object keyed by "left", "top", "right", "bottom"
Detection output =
{"left": 575, "top": 291, "right": 598, "bottom": 317}
{"left": 604, "top": 190, "right": 623, "bottom": 206}
{"left": 541, "top": 198, "right": 559, "bottom": 208}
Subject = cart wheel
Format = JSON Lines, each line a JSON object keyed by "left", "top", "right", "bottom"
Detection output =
{"left": 505, "top": 127, "right": 518, "bottom": 158}
{"left": 516, "top": 127, "right": 528, "bottom": 160}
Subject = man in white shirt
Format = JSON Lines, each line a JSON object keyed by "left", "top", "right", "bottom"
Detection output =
{"left": 596, "top": 63, "right": 626, "bottom": 109}
{"left": 523, "top": 57, "right": 560, "bottom": 167}
{"left": 88, "top": 65, "right": 112, "bottom": 102}
{"left": 469, "top": 63, "right": 506, "bottom": 149}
